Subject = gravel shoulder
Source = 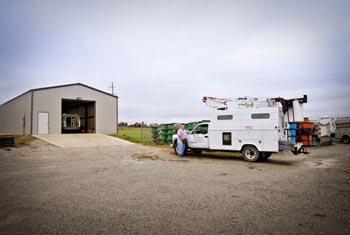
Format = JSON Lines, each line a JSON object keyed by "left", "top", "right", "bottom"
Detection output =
{"left": 0, "top": 139, "right": 349, "bottom": 234}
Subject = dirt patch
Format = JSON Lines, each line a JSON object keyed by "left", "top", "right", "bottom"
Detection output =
{"left": 169, "top": 158, "right": 191, "bottom": 163}
{"left": 314, "top": 213, "right": 328, "bottom": 219}
{"left": 0, "top": 213, "right": 22, "bottom": 226}
{"left": 132, "top": 153, "right": 160, "bottom": 161}
{"left": 302, "top": 159, "right": 334, "bottom": 168}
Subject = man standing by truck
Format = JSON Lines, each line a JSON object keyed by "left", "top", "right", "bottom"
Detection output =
{"left": 177, "top": 124, "right": 189, "bottom": 157}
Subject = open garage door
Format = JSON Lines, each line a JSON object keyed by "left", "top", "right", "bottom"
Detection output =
{"left": 62, "top": 99, "right": 96, "bottom": 134}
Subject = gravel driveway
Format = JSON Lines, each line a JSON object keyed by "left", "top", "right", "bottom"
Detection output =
{"left": 0, "top": 139, "right": 349, "bottom": 234}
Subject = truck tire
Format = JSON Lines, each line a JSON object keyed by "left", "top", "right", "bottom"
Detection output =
{"left": 242, "top": 146, "right": 260, "bottom": 162}
{"left": 173, "top": 142, "right": 188, "bottom": 156}
{"left": 342, "top": 135, "right": 350, "bottom": 144}
{"left": 174, "top": 142, "right": 179, "bottom": 155}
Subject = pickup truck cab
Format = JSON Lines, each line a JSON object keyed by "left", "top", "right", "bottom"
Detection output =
{"left": 172, "top": 123, "right": 209, "bottom": 154}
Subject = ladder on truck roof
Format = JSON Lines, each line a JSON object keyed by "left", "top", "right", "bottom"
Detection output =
{"left": 202, "top": 96, "right": 275, "bottom": 109}
{"left": 202, "top": 95, "right": 307, "bottom": 112}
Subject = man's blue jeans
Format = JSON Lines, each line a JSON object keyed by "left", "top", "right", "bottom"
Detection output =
{"left": 177, "top": 141, "right": 186, "bottom": 156}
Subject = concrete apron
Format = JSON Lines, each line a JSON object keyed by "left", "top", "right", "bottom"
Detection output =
{"left": 33, "top": 134, "right": 134, "bottom": 148}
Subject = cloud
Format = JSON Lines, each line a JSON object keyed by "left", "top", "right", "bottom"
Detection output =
{"left": 0, "top": 0, "right": 349, "bottom": 124}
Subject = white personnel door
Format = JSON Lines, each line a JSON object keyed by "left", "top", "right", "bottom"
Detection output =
{"left": 38, "top": 112, "right": 49, "bottom": 134}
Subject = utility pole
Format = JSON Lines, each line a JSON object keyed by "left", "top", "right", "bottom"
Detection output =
{"left": 109, "top": 82, "right": 116, "bottom": 95}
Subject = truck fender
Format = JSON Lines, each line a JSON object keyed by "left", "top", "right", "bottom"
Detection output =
{"left": 240, "top": 144, "right": 262, "bottom": 152}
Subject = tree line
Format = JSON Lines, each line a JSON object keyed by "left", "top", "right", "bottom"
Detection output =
{"left": 118, "top": 122, "right": 158, "bottom": 128}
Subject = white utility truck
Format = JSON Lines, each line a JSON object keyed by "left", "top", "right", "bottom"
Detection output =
{"left": 172, "top": 95, "right": 308, "bottom": 162}
{"left": 62, "top": 113, "right": 83, "bottom": 133}
{"left": 334, "top": 118, "right": 350, "bottom": 144}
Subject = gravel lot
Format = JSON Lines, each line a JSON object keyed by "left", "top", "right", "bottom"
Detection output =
{"left": 0, "top": 139, "right": 349, "bottom": 234}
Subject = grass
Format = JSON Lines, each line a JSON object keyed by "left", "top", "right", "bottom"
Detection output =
{"left": 110, "top": 127, "right": 162, "bottom": 147}
{"left": 14, "top": 135, "right": 36, "bottom": 145}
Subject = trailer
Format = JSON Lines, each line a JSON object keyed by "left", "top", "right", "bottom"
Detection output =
{"left": 172, "top": 95, "right": 308, "bottom": 162}
{"left": 334, "top": 118, "right": 350, "bottom": 144}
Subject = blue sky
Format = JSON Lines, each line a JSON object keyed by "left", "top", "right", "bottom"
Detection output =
{"left": 0, "top": 0, "right": 349, "bottom": 124}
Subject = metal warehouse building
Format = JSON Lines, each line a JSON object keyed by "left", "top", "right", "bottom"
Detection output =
{"left": 0, "top": 83, "right": 118, "bottom": 135}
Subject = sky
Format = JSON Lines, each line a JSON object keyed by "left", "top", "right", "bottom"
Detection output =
{"left": 0, "top": 0, "right": 349, "bottom": 124}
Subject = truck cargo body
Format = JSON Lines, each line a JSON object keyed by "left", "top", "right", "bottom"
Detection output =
{"left": 184, "top": 106, "right": 289, "bottom": 152}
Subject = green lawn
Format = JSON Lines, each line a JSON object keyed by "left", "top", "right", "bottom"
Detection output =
{"left": 110, "top": 127, "right": 156, "bottom": 146}
{"left": 14, "top": 135, "right": 36, "bottom": 145}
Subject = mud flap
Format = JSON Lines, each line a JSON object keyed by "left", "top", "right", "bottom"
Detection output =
{"left": 292, "top": 146, "right": 309, "bottom": 155}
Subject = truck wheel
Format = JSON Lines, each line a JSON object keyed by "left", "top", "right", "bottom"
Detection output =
{"left": 342, "top": 135, "right": 350, "bottom": 144}
{"left": 174, "top": 142, "right": 179, "bottom": 155}
{"left": 242, "top": 146, "right": 260, "bottom": 162}
{"left": 174, "top": 142, "right": 187, "bottom": 156}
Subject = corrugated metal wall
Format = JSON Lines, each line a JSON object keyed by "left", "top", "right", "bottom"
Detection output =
{"left": 0, "top": 84, "right": 118, "bottom": 135}
{"left": 32, "top": 85, "right": 118, "bottom": 134}
{"left": 0, "top": 92, "right": 32, "bottom": 135}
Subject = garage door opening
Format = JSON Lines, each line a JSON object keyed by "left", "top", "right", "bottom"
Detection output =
{"left": 62, "top": 99, "right": 96, "bottom": 134}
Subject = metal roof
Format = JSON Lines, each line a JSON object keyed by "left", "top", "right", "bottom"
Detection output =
{"left": 1, "top": 83, "right": 118, "bottom": 106}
